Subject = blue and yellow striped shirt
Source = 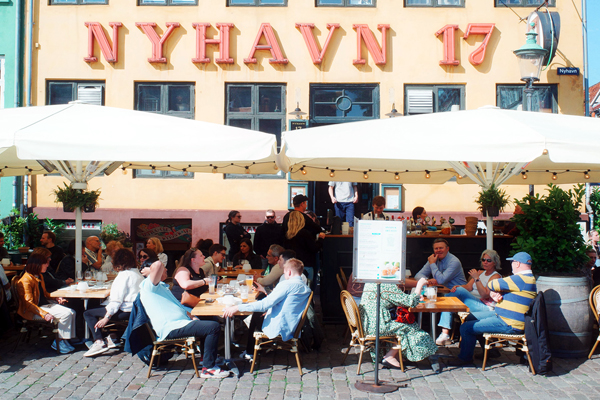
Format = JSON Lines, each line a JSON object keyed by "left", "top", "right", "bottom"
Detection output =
{"left": 488, "top": 272, "right": 536, "bottom": 331}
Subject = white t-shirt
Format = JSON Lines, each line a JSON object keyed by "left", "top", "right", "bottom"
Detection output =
{"left": 328, "top": 181, "right": 357, "bottom": 203}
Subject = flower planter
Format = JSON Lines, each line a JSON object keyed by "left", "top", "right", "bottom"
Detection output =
{"left": 63, "top": 204, "right": 75, "bottom": 213}
{"left": 484, "top": 206, "right": 499, "bottom": 217}
{"left": 83, "top": 204, "right": 96, "bottom": 213}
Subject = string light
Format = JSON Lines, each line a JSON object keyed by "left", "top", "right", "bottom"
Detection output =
{"left": 183, "top": 168, "right": 188, "bottom": 177}
{"left": 552, "top": 172, "right": 557, "bottom": 180}
{"left": 0, "top": 170, "right": 4, "bottom": 177}
{"left": 300, "top": 167, "right": 307, "bottom": 175}
{"left": 425, "top": 170, "right": 431, "bottom": 179}
{"left": 151, "top": 166, "right": 156, "bottom": 174}
{"left": 329, "top": 170, "right": 335, "bottom": 178}
{"left": 521, "top": 172, "right": 527, "bottom": 180}
{"left": 394, "top": 173, "right": 400, "bottom": 180}
{"left": 585, "top": 172, "right": 590, "bottom": 179}
{"left": 245, "top": 166, "right": 250, "bottom": 174}
{"left": 543, "top": 149, "right": 548, "bottom": 155}
{"left": 121, "top": 167, "right": 127, "bottom": 175}
{"left": 457, "top": 175, "right": 463, "bottom": 179}
{"left": 363, "top": 171, "right": 369, "bottom": 179}
{"left": 212, "top": 166, "right": 218, "bottom": 173}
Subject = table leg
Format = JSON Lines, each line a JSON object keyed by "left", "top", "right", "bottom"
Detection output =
{"left": 418, "top": 312, "right": 423, "bottom": 328}
{"left": 431, "top": 312, "right": 436, "bottom": 339}
{"left": 224, "top": 317, "right": 232, "bottom": 360}
{"left": 84, "top": 299, "right": 89, "bottom": 340}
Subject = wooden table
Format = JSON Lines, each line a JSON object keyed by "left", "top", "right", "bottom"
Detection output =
{"left": 191, "top": 289, "right": 258, "bottom": 359}
{"left": 5, "top": 270, "right": 17, "bottom": 279}
{"left": 408, "top": 297, "right": 469, "bottom": 338}
{"left": 3, "top": 264, "right": 25, "bottom": 272}
{"left": 50, "top": 285, "right": 111, "bottom": 339}
{"left": 218, "top": 269, "right": 263, "bottom": 278}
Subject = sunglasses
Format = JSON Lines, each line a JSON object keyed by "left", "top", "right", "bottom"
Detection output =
{"left": 139, "top": 254, "right": 149, "bottom": 260}
{"left": 266, "top": 216, "right": 275, "bottom": 219}
{"left": 481, "top": 258, "right": 493, "bottom": 263}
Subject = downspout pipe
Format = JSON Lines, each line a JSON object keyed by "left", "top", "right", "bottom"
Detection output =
{"left": 583, "top": 0, "right": 589, "bottom": 117}
{"left": 13, "top": 0, "right": 24, "bottom": 213}
{"left": 26, "top": 0, "right": 33, "bottom": 107}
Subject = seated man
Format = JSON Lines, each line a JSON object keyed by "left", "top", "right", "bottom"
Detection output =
{"left": 223, "top": 258, "right": 311, "bottom": 357}
{"left": 449, "top": 252, "right": 537, "bottom": 366}
{"left": 140, "top": 260, "right": 231, "bottom": 378}
{"left": 413, "top": 238, "right": 467, "bottom": 346}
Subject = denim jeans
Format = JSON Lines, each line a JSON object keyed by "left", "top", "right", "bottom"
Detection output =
{"left": 166, "top": 319, "right": 221, "bottom": 369}
{"left": 83, "top": 307, "right": 130, "bottom": 341}
{"left": 334, "top": 202, "right": 355, "bottom": 226}
{"left": 438, "top": 287, "right": 495, "bottom": 329}
{"left": 458, "top": 313, "right": 522, "bottom": 361}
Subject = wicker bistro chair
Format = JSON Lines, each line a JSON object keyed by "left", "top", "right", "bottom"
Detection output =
{"left": 339, "top": 268, "right": 348, "bottom": 288}
{"left": 145, "top": 323, "right": 199, "bottom": 378}
{"left": 10, "top": 276, "right": 62, "bottom": 355}
{"left": 250, "top": 291, "right": 314, "bottom": 377}
{"left": 481, "top": 332, "right": 535, "bottom": 374}
{"left": 588, "top": 285, "right": 600, "bottom": 359}
{"left": 339, "top": 290, "right": 404, "bottom": 374}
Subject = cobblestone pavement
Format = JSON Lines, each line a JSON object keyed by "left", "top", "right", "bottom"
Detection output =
{"left": 2, "top": 323, "right": 600, "bottom": 399}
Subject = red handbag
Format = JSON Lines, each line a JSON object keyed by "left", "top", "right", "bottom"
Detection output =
{"left": 395, "top": 306, "right": 415, "bottom": 324}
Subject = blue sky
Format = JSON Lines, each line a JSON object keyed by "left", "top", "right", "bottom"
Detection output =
{"left": 589, "top": 2, "right": 599, "bottom": 84}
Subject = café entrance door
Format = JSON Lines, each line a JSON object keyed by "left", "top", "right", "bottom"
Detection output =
{"left": 312, "top": 182, "right": 374, "bottom": 227}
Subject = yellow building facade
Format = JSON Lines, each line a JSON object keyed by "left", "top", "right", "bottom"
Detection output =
{"left": 27, "top": 0, "right": 584, "bottom": 243}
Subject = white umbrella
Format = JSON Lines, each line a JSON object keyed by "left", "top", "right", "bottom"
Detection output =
{"left": 277, "top": 107, "right": 600, "bottom": 249}
{"left": 1, "top": 103, "right": 279, "bottom": 275}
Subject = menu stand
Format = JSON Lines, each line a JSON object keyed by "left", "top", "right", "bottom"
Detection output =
{"left": 355, "top": 283, "right": 407, "bottom": 393}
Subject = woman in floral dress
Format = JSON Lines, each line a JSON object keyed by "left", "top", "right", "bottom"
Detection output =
{"left": 359, "top": 277, "right": 437, "bottom": 368}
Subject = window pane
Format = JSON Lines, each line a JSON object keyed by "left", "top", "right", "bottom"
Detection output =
{"left": 318, "top": 0, "right": 344, "bottom": 4}
{"left": 314, "top": 89, "right": 342, "bottom": 103}
{"left": 49, "top": 83, "right": 74, "bottom": 105}
{"left": 406, "top": 0, "right": 431, "bottom": 4}
{"left": 230, "top": 0, "right": 254, "bottom": 3}
{"left": 348, "top": 104, "right": 373, "bottom": 117}
{"left": 261, "top": 0, "right": 285, "bottom": 3}
{"left": 498, "top": 87, "right": 522, "bottom": 110}
{"left": 82, "top": 0, "right": 107, "bottom": 3}
{"left": 140, "top": 0, "right": 166, "bottom": 3}
{"left": 258, "top": 87, "right": 282, "bottom": 113}
{"left": 138, "top": 86, "right": 162, "bottom": 112}
{"left": 172, "top": 0, "right": 196, "bottom": 3}
{"left": 168, "top": 86, "right": 191, "bottom": 112}
{"left": 258, "top": 119, "right": 282, "bottom": 147}
{"left": 52, "top": 0, "right": 77, "bottom": 3}
{"left": 229, "top": 119, "right": 252, "bottom": 130}
{"left": 314, "top": 104, "right": 342, "bottom": 117}
{"left": 346, "top": 88, "right": 372, "bottom": 103}
{"left": 438, "top": 0, "right": 461, "bottom": 5}
{"left": 349, "top": 0, "right": 373, "bottom": 4}
{"left": 437, "top": 88, "right": 461, "bottom": 112}
{"left": 228, "top": 87, "right": 252, "bottom": 112}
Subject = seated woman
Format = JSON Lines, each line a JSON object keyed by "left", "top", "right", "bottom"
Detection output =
{"left": 232, "top": 238, "right": 262, "bottom": 270}
{"left": 56, "top": 240, "right": 90, "bottom": 281}
{"left": 443, "top": 249, "right": 502, "bottom": 321}
{"left": 33, "top": 247, "right": 72, "bottom": 293}
{"left": 171, "top": 248, "right": 209, "bottom": 308}
{"left": 101, "top": 240, "right": 124, "bottom": 273}
{"left": 359, "top": 277, "right": 437, "bottom": 369}
{"left": 146, "top": 237, "right": 168, "bottom": 270}
{"left": 16, "top": 253, "right": 79, "bottom": 354}
{"left": 138, "top": 248, "right": 158, "bottom": 277}
{"left": 83, "top": 248, "right": 144, "bottom": 357}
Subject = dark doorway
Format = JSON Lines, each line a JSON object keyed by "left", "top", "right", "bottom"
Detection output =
{"left": 310, "top": 182, "right": 374, "bottom": 228}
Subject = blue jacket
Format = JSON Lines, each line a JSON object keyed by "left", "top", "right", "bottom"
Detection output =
{"left": 123, "top": 294, "right": 156, "bottom": 365}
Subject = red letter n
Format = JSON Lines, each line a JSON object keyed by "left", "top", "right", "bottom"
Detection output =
{"left": 192, "top": 23, "right": 234, "bottom": 64}
{"left": 353, "top": 24, "right": 389, "bottom": 65}
{"left": 84, "top": 22, "right": 122, "bottom": 63}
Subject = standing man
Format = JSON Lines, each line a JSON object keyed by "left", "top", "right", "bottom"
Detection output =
{"left": 40, "top": 231, "right": 65, "bottom": 272}
{"left": 282, "top": 195, "right": 322, "bottom": 238}
{"left": 254, "top": 210, "right": 284, "bottom": 269}
{"left": 328, "top": 182, "right": 358, "bottom": 226}
{"left": 414, "top": 238, "right": 467, "bottom": 346}
{"left": 85, "top": 236, "right": 104, "bottom": 271}
{"left": 449, "top": 252, "right": 537, "bottom": 366}
{"left": 362, "top": 196, "right": 390, "bottom": 220}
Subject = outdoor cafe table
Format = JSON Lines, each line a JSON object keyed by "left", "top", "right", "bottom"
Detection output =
{"left": 191, "top": 290, "right": 258, "bottom": 360}
{"left": 408, "top": 297, "right": 469, "bottom": 338}
{"left": 3, "top": 264, "right": 25, "bottom": 272}
{"left": 50, "top": 284, "right": 111, "bottom": 339}
{"left": 218, "top": 269, "right": 263, "bottom": 278}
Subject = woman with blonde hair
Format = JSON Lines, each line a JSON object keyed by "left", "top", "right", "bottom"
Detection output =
{"left": 146, "top": 237, "right": 168, "bottom": 269}
{"left": 102, "top": 240, "right": 124, "bottom": 273}
{"left": 283, "top": 211, "right": 323, "bottom": 286}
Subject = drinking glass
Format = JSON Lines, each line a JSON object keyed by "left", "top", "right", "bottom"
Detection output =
{"left": 246, "top": 276, "right": 254, "bottom": 289}
{"left": 227, "top": 261, "right": 233, "bottom": 271}
{"left": 427, "top": 286, "right": 438, "bottom": 302}
{"left": 240, "top": 285, "right": 249, "bottom": 303}
{"left": 217, "top": 284, "right": 225, "bottom": 296}
{"left": 76, "top": 270, "right": 83, "bottom": 282}
{"left": 84, "top": 270, "right": 92, "bottom": 281}
{"left": 208, "top": 275, "right": 217, "bottom": 295}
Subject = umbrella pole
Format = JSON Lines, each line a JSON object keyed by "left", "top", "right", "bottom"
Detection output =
{"left": 75, "top": 206, "right": 82, "bottom": 279}
{"left": 486, "top": 215, "right": 493, "bottom": 250}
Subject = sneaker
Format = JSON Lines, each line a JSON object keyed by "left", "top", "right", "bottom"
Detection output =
{"left": 51, "top": 340, "right": 74, "bottom": 354}
{"left": 62, "top": 340, "right": 75, "bottom": 351}
{"left": 84, "top": 341, "right": 109, "bottom": 357}
{"left": 435, "top": 333, "right": 452, "bottom": 346}
{"left": 240, "top": 350, "right": 253, "bottom": 361}
{"left": 200, "top": 367, "right": 232, "bottom": 378}
{"left": 69, "top": 338, "right": 86, "bottom": 347}
{"left": 105, "top": 335, "right": 121, "bottom": 349}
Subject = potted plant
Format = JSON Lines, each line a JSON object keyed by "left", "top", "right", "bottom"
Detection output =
{"left": 511, "top": 183, "right": 591, "bottom": 358}
{"left": 53, "top": 183, "right": 100, "bottom": 212}
{"left": 82, "top": 189, "right": 101, "bottom": 213}
{"left": 474, "top": 183, "right": 510, "bottom": 217}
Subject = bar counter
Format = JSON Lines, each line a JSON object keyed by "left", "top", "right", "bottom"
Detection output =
{"left": 320, "top": 233, "right": 513, "bottom": 324}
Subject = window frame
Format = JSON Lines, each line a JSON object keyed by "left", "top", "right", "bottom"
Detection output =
{"left": 46, "top": 80, "right": 105, "bottom": 105}
{"left": 496, "top": 84, "right": 558, "bottom": 113}
{"left": 309, "top": 83, "right": 380, "bottom": 125}
{"left": 403, "top": 84, "right": 465, "bottom": 115}
{"left": 50, "top": 0, "right": 108, "bottom": 5}
{"left": 316, "top": 0, "right": 376, "bottom": 7}
{"left": 228, "top": 0, "right": 287, "bottom": 6}
{"left": 404, "top": 0, "right": 464, "bottom": 7}
{"left": 0, "top": 56, "right": 4, "bottom": 110}
{"left": 225, "top": 83, "right": 286, "bottom": 179}
{"left": 495, "top": 0, "right": 555, "bottom": 7}
{"left": 133, "top": 82, "right": 196, "bottom": 179}
{"left": 138, "top": 0, "right": 198, "bottom": 5}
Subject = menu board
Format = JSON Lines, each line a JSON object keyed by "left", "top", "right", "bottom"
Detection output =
{"left": 352, "top": 218, "right": 407, "bottom": 283}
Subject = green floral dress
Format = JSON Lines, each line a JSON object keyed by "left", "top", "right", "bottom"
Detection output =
{"left": 359, "top": 283, "right": 438, "bottom": 362}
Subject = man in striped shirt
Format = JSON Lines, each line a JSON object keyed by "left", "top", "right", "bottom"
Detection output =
{"left": 449, "top": 252, "right": 537, "bottom": 365}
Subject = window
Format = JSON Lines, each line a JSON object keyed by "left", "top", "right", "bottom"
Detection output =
{"left": 139, "top": 0, "right": 196, "bottom": 5}
{"left": 228, "top": 0, "right": 286, "bottom": 5}
{"left": 50, "top": 0, "right": 107, "bottom": 4}
{"left": 225, "top": 83, "right": 286, "bottom": 179}
{"left": 0, "top": 57, "right": 4, "bottom": 109}
{"left": 310, "top": 84, "right": 380, "bottom": 124}
{"left": 47, "top": 81, "right": 105, "bottom": 105}
{"left": 134, "top": 82, "right": 195, "bottom": 178}
{"left": 497, "top": 84, "right": 557, "bottom": 113}
{"left": 405, "top": 0, "right": 463, "bottom": 6}
{"left": 496, "top": 0, "right": 555, "bottom": 6}
{"left": 316, "top": 0, "right": 374, "bottom": 7}
{"left": 404, "top": 84, "right": 464, "bottom": 115}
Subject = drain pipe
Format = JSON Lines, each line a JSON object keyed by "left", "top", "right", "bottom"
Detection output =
{"left": 582, "top": 0, "right": 589, "bottom": 117}
{"left": 26, "top": 0, "right": 33, "bottom": 107}
{"left": 12, "top": 0, "right": 24, "bottom": 213}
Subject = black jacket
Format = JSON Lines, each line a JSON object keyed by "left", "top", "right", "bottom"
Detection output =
{"left": 253, "top": 221, "right": 283, "bottom": 257}
{"left": 284, "top": 228, "right": 322, "bottom": 268}
{"left": 524, "top": 292, "right": 552, "bottom": 375}
{"left": 224, "top": 223, "right": 251, "bottom": 261}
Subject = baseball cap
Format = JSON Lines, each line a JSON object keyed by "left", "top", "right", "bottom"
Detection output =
{"left": 293, "top": 194, "right": 309, "bottom": 207}
{"left": 506, "top": 252, "right": 532, "bottom": 265}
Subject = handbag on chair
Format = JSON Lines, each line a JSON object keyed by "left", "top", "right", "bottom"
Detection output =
{"left": 181, "top": 291, "right": 201, "bottom": 308}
